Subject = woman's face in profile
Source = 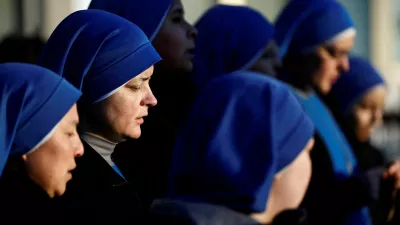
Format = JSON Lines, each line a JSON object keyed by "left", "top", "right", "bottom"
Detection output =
{"left": 311, "top": 34, "right": 355, "bottom": 95}
{"left": 152, "top": 0, "right": 198, "bottom": 73}
{"left": 352, "top": 85, "right": 386, "bottom": 142}
{"left": 90, "top": 66, "right": 157, "bottom": 142}
{"left": 23, "top": 104, "right": 84, "bottom": 198}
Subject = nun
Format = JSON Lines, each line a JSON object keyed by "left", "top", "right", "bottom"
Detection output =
{"left": 89, "top": 0, "right": 199, "bottom": 205}
{"left": 147, "top": 71, "right": 315, "bottom": 225}
{"left": 274, "top": 1, "right": 392, "bottom": 225}
{"left": 328, "top": 56, "right": 400, "bottom": 225}
{"left": 37, "top": 10, "right": 160, "bottom": 224}
{"left": 0, "top": 63, "right": 83, "bottom": 223}
{"left": 191, "top": 4, "right": 279, "bottom": 88}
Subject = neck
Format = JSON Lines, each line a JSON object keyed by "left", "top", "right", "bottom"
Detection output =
{"left": 80, "top": 132, "right": 118, "bottom": 166}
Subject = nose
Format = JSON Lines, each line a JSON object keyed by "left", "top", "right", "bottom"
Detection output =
{"left": 339, "top": 55, "right": 350, "bottom": 72}
{"left": 187, "top": 22, "right": 198, "bottom": 39}
{"left": 143, "top": 88, "right": 158, "bottom": 107}
{"left": 74, "top": 138, "right": 84, "bottom": 158}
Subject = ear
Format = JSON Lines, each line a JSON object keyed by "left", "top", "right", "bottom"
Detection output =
{"left": 21, "top": 154, "right": 28, "bottom": 162}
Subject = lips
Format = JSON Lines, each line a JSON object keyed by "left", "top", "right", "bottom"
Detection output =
{"left": 136, "top": 115, "right": 146, "bottom": 125}
{"left": 185, "top": 47, "right": 196, "bottom": 58}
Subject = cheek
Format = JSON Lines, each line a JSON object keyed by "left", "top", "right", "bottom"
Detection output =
{"left": 273, "top": 154, "right": 312, "bottom": 210}
{"left": 314, "top": 60, "right": 336, "bottom": 81}
{"left": 355, "top": 111, "right": 372, "bottom": 128}
{"left": 25, "top": 145, "right": 70, "bottom": 191}
{"left": 155, "top": 29, "right": 186, "bottom": 63}
{"left": 103, "top": 95, "right": 140, "bottom": 126}
{"left": 105, "top": 94, "right": 142, "bottom": 132}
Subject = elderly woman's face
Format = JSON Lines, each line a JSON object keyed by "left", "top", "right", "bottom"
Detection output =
{"left": 23, "top": 104, "right": 83, "bottom": 198}
{"left": 96, "top": 66, "right": 157, "bottom": 141}
{"left": 312, "top": 34, "right": 355, "bottom": 95}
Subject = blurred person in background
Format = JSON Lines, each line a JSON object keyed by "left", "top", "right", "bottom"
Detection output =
{"left": 0, "top": 63, "right": 83, "bottom": 224}
{"left": 274, "top": 0, "right": 400, "bottom": 224}
{"left": 327, "top": 56, "right": 400, "bottom": 225}
{"left": 37, "top": 10, "right": 160, "bottom": 225}
{"left": 149, "top": 71, "right": 315, "bottom": 225}
{"left": 191, "top": 4, "right": 280, "bottom": 88}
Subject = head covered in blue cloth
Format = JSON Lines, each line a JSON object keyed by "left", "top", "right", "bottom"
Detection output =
{"left": 192, "top": 5, "right": 275, "bottom": 87}
{"left": 168, "top": 71, "right": 314, "bottom": 213}
{"left": 275, "top": 0, "right": 355, "bottom": 58}
{"left": 331, "top": 56, "right": 385, "bottom": 115}
{"left": 37, "top": 9, "right": 161, "bottom": 104}
{"left": 89, "top": 0, "right": 173, "bottom": 41}
{"left": 0, "top": 63, "right": 81, "bottom": 176}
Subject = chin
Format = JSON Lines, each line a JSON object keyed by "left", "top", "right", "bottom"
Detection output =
{"left": 126, "top": 127, "right": 142, "bottom": 139}
{"left": 319, "top": 85, "right": 332, "bottom": 95}
{"left": 181, "top": 60, "right": 193, "bottom": 73}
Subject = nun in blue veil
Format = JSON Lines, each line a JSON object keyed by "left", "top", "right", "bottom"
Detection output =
{"left": 275, "top": 1, "right": 385, "bottom": 225}
{"left": 37, "top": 9, "right": 161, "bottom": 225}
{"left": 0, "top": 63, "right": 82, "bottom": 224}
{"left": 146, "top": 71, "right": 315, "bottom": 225}
{"left": 192, "top": 4, "right": 278, "bottom": 88}
{"left": 88, "top": 0, "right": 200, "bottom": 204}
{"left": 328, "top": 56, "right": 387, "bottom": 171}
{"left": 327, "top": 57, "right": 400, "bottom": 225}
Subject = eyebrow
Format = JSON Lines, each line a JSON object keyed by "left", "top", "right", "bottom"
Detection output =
{"left": 141, "top": 76, "right": 151, "bottom": 81}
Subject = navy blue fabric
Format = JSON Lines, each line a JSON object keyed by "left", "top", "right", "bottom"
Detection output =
{"left": 295, "top": 91, "right": 371, "bottom": 225}
{"left": 89, "top": 0, "right": 173, "bottom": 40}
{"left": 275, "top": 0, "right": 354, "bottom": 57}
{"left": 192, "top": 5, "right": 275, "bottom": 87}
{"left": 331, "top": 56, "right": 385, "bottom": 115}
{"left": 0, "top": 63, "right": 81, "bottom": 176}
{"left": 168, "top": 71, "right": 314, "bottom": 213}
{"left": 37, "top": 9, "right": 161, "bottom": 104}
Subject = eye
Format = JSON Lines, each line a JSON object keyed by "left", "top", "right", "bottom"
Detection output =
{"left": 128, "top": 85, "right": 141, "bottom": 91}
{"left": 172, "top": 16, "right": 183, "bottom": 23}
{"left": 66, "top": 132, "right": 75, "bottom": 138}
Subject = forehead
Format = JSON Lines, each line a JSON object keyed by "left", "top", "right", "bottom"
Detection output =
{"left": 125, "top": 66, "right": 154, "bottom": 84}
{"left": 361, "top": 85, "right": 386, "bottom": 103}
{"left": 60, "top": 104, "right": 79, "bottom": 126}
{"left": 331, "top": 34, "right": 356, "bottom": 51}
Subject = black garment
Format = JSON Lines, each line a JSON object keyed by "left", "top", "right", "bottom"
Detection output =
{"left": 53, "top": 140, "right": 146, "bottom": 225}
{"left": 147, "top": 199, "right": 308, "bottom": 225}
{"left": 0, "top": 167, "right": 56, "bottom": 225}
{"left": 300, "top": 134, "right": 375, "bottom": 225}
{"left": 112, "top": 71, "right": 198, "bottom": 206}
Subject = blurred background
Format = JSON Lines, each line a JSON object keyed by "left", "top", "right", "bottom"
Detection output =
{"left": 1, "top": 0, "right": 400, "bottom": 159}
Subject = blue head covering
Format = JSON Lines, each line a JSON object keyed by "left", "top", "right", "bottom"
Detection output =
{"left": 331, "top": 56, "right": 385, "bottom": 115}
{"left": 0, "top": 63, "right": 81, "bottom": 176}
{"left": 37, "top": 9, "right": 161, "bottom": 104}
{"left": 275, "top": 0, "right": 354, "bottom": 58}
{"left": 192, "top": 5, "right": 275, "bottom": 87}
{"left": 168, "top": 71, "right": 314, "bottom": 213}
{"left": 88, "top": 0, "right": 173, "bottom": 41}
